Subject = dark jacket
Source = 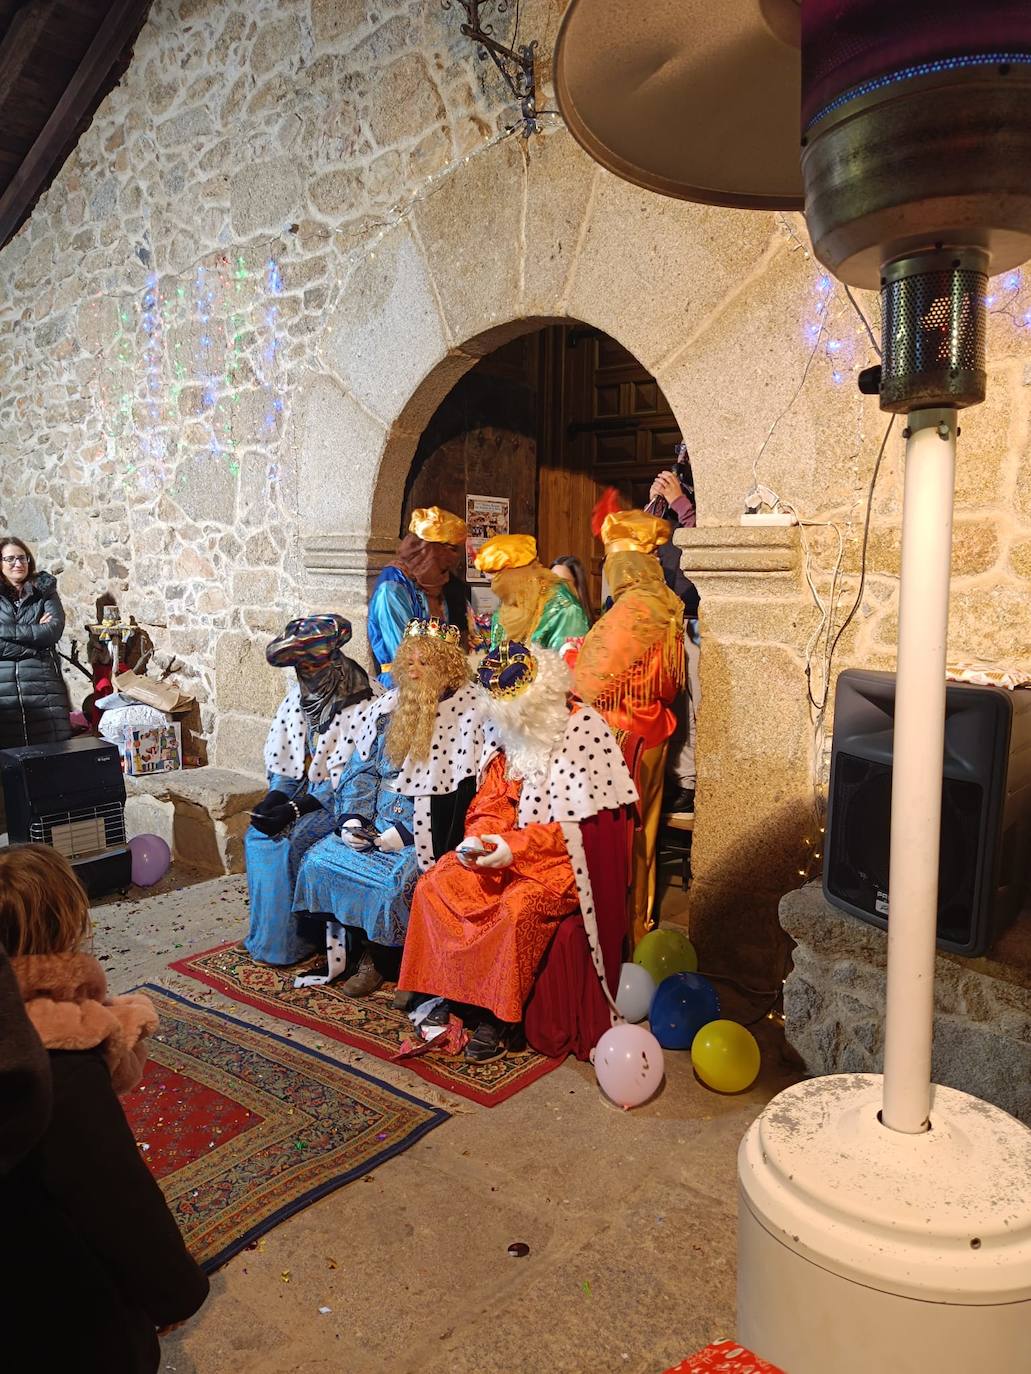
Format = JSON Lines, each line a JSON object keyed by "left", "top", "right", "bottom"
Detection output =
{"left": 0, "top": 945, "right": 50, "bottom": 1174}
{"left": 0, "top": 570, "right": 71, "bottom": 750}
{"left": 0, "top": 1046, "right": 209, "bottom": 1372}
{"left": 658, "top": 540, "right": 700, "bottom": 618}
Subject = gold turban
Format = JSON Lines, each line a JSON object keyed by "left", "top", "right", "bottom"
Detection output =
{"left": 473, "top": 533, "right": 538, "bottom": 573}
{"left": 599, "top": 509, "right": 671, "bottom": 555}
{"left": 408, "top": 506, "right": 467, "bottom": 545}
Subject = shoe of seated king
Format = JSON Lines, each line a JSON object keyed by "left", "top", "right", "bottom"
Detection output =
{"left": 419, "top": 998, "right": 451, "bottom": 1029}
{"left": 340, "top": 951, "right": 385, "bottom": 998}
{"left": 464, "top": 1017, "right": 509, "bottom": 1063}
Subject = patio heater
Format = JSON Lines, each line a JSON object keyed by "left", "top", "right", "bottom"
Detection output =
{"left": 555, "top": 2, "right": 1031, "bottom": 1369}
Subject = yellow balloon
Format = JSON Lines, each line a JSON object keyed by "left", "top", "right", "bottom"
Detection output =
{"left": 690, "top": 1019, "right": 761, "bottom": 1093}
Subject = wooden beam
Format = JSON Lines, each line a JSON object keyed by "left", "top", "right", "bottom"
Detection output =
{"left": 0, "top": 0, "right": 152, "bottom": 248}
{"left": 0, "top": 0, "right": 61, "bottom": 109}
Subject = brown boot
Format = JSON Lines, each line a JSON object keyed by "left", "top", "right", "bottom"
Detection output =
{"left": 341, "top": 951, "right": 384, "bottom": 998}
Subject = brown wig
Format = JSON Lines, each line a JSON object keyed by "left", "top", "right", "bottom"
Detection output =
{"left": 385, "top": 634, "right": 469, "bottom": 767}
{"left": 551, "top": 554, "right": 595, "bottom": 625}
{"left": 0, "top": 535, "right": 36, "bottom": 594}
{"left": 393, "top": 533, "right": 462, "bottom": 599}
{"left": 0, "top": 845, "right": 91, "bottom": 957}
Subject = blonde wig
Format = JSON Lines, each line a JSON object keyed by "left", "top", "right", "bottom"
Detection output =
{"left": 385, "top": 634, "right": 470, "bottom": 767}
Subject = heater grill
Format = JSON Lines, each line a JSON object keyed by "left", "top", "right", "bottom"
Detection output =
{"left": 880, "top": 258, "right": 987, "bottom": 411}
{"left": 28, "top": 800, "right": 127, "bottom": 860}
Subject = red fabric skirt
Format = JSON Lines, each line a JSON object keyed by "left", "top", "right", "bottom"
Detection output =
{"left": 523, "top": 806, "right": 632, "bottom": 1061}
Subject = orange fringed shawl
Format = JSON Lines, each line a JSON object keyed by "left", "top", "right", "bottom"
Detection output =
{"left": 574, "top": 552, "right": 684, "bottom": 748}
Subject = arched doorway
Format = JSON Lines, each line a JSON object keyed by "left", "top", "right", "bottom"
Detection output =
{"left": 400, "top": 320, "right": 686, "bottom": 612}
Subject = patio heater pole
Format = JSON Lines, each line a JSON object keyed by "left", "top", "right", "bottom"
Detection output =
{"left": 881, "top": 407, "right": 956, "bottom": 1134}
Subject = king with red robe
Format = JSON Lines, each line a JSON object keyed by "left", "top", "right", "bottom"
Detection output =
{"left": 398, "top": 641, "right": 637, "bottom": 1062}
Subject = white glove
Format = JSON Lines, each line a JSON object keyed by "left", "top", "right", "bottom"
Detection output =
{"left": 338, "top": 819, "right": 372, "bottom": 850}
{"left": 374, "top": 825, "right": 405, "bottom": 852}
{"left": 473, "top": 834, "right": 513, "bottom": 869}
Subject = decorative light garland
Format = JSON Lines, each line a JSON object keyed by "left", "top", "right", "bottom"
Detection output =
{"left": 88, "top": 249, "right": 286, "bottom": 496}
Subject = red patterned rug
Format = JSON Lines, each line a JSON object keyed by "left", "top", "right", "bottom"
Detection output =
{"left": 170, "top": 941, "right": 564, "bottom": 1107}
{"left": 121, "top": 985, "right": 449, "bottom": 1271}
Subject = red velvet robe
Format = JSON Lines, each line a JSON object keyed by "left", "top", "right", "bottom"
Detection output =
{"left": 399, "top": 754, "right": 580, "bottom": 1023}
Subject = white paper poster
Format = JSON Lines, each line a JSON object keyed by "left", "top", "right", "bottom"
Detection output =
{"left": 465, "top": 494, "right": 510, "bottom": 583}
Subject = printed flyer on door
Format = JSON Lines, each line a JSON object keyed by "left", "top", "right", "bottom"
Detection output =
{"left": 465, "top": 494, "right": 510, "bottom": 583}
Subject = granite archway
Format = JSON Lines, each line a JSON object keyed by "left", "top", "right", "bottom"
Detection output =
{"left": 294, "top": 128, "right": 813, "bottom": 983}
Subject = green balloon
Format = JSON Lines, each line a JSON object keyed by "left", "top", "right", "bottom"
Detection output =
{"left": 633, "top": 928, "right": 698, "bottom": 984}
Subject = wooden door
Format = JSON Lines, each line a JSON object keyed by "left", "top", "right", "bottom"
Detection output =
{"left": 537, "top": 325, "right": 682, "bottom": 611}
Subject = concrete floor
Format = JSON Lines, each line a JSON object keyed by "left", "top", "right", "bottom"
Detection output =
{"left": 92, "top": 872, "right": 800, "bottom": 1374}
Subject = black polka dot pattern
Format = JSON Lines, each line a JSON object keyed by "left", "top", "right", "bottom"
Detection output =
{"left": 263, "top": 685, "right": 309, "bottom": 782}
{"left": 513, "top": 709, "right": 638, "bottom": 828}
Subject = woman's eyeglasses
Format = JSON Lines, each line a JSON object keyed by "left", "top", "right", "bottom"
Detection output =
{"left": 2, "top": 555, "right": 29, "bottom": 566}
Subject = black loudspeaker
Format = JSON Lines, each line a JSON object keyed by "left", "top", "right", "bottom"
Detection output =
{"left": 824, "top": 669, "right": 1031, "bottom": 956}
{"left": 0, "top": 737, "right": 132, "bottom": 898}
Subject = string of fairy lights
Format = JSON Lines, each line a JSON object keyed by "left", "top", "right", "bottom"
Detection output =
{"left": 88, "top": 250, "right": 287, "bottom": 497}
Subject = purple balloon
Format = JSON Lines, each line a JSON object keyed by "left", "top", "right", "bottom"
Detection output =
{"left": 128, "top": 833, "right": 171, "bottom": 887}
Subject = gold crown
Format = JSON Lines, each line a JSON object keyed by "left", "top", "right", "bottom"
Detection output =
{"left": 477, "top": 640, "right": 538, "bottom": 698}
{"left": 402, "top": 617, "right": 461, "bottom": 646}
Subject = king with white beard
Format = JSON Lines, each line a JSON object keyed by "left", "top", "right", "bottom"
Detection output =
{"left": 398, "top": 641, "right": 637, "bottom": 1062}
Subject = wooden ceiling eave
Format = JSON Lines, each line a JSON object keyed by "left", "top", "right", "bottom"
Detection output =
{"left": 0, "top": 0, "right": 154, "bottom": 249}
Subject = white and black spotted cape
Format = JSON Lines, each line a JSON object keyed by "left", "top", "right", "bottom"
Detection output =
{"left": 308, "top": 683, "right": 499, "bottom": 870}
{"left": 480, "top": 705, "right": 639, "bottom": 1019}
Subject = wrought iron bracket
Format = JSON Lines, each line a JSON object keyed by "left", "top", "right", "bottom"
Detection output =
{"left": 442, "top": 1, "right": 539, "bottom": 135}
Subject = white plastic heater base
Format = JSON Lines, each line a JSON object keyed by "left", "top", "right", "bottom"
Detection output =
{"left": 737, "top": 1074, "right": 1031, "bottom": 1373}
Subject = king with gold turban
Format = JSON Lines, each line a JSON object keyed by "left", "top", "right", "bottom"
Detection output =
{"left": 367, "top": 506, "right": 470, "bottom": 686}
{"left": 573, "top": 509, "right": 685, "bottom": 947}
{"left": 474, "top": 533, "right": 589, "bottom": 652}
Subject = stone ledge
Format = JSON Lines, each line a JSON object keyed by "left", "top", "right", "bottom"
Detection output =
{"left": 124, "top": 766, "right": 265, "bottom": 876}
{"left": 780, "top": 882, "right": 1031, "bottom": 1123}
{"left": 674, "top": 524, "right": 800, "bottom": 575}
{"left": 302, "top": 533, "right": 397, "bottom": 591}
{"left": 124, "top": 766, "right": 265, "bottom": 818}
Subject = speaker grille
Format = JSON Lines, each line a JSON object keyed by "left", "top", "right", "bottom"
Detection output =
{"left": 826, "top": 753, "right": 983, "bottom": 947}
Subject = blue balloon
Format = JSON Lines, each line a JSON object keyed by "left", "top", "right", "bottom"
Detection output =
{"left": 648, "top": 972, "right": 721, "bottom": 1050}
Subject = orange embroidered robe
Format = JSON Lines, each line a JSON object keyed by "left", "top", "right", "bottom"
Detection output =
{"left": 398, "top": 753, "right": 580, "bottom": 1023}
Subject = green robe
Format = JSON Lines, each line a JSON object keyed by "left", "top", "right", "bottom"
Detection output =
{"left": 490, "top": 580, "right": 590, "bottom": 651}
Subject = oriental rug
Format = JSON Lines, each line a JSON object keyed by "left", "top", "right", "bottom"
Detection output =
{"left": 170, "top": 941, "right": 564, "bottom": 1107}
{"left": 121, "top": 985, "right": 449, "bottom": 1271}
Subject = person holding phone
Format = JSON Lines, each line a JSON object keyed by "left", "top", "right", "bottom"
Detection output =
{"left": 647, "top": 445, "right": 701, "bottom": 821}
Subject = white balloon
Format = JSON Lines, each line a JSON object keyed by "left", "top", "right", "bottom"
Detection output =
{"left": 614, "top": 961, "right": 656, "bottom": 1023}
{"left": 594, "top": 1023, "right": 665, "bottom": 1109}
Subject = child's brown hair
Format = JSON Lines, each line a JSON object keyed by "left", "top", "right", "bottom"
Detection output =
{"left": 0, "top": 844, "right": 91, "bottom": 957}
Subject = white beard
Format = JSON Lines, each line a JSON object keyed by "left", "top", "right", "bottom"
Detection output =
{"left": 482, "top": 649, "right": 572, "bottom": 788}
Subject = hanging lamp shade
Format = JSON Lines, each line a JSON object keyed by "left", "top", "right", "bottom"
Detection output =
{"left": 553, "top": 0, "right": 804, "bottom": 210}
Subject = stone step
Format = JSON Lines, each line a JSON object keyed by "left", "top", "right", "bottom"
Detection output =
{"left": 124, "top": 766, "right": 265, "bottom": 876}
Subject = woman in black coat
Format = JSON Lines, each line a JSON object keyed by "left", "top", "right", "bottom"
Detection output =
{"left": 0, "top": 536, "right": 71, "bottom": 750}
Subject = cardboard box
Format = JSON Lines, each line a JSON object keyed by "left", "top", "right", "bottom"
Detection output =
{"left": 124, "top": 721, "right": 182, "bottom": 776}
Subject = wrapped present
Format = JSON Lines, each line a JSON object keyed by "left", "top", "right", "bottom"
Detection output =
{"left": 662, "top": 1340, "right": 786, "bottom": 1374}
{"left": 123, "top": 721, "right": 182, "bottom": 776}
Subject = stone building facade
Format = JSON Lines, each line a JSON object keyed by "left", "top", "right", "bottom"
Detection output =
{"left": 2, "top": 0, "right": 1031, "bottom": 978}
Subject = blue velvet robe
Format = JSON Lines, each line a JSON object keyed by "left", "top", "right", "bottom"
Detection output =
{"left": 293, "top": 714, "right": 418, "bottom": 948}
{"left": 243, "top": 762, "right": 337, "bottom": 966}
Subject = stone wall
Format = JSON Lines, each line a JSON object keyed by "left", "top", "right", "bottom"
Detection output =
{"left": 781, "top": 883, "right": 1031, "bottom": 1124}
{"left": 2, "top": 0, "right": 1031, "bottom": 976}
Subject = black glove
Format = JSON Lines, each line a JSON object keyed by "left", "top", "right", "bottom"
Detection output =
{"left": 250, "top": 791, "right": 322, "bottom": 837}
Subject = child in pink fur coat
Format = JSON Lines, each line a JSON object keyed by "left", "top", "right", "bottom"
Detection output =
{"left": 0, "top": 844, "right": 208, "bottom": 1374}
